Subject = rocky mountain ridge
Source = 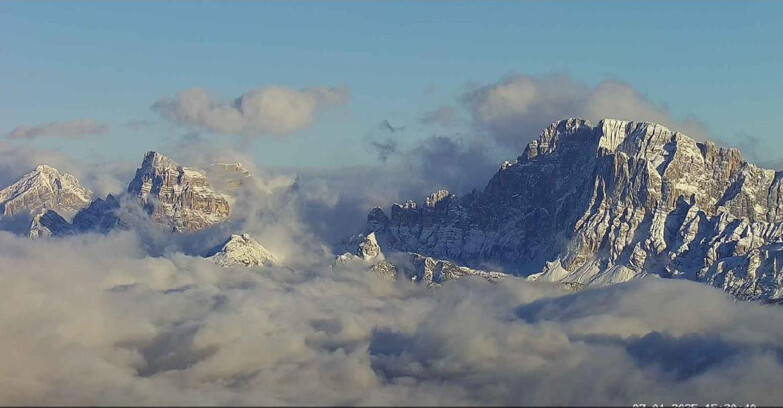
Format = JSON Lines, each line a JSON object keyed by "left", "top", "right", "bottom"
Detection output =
{"left": 8, "top": 118, "right": 783, "bottom": 298}
{"left": 336, "top": 232, "right": 507, "bottom": 287}
{"left": 357, "top": 118, "right": 783, "bottom": 301}
{"left": 127, "top": 151, "right": 231, "bottom": 232}
{"left": 2, "top": 151, "right": 234, "bottom": 237}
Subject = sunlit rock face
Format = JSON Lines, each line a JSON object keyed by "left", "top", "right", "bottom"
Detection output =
{"left": 0, "top": 164, "right": 92, "bottom": 217}
{"left": 359, "top": 118, "right": 783, "bottom": 301}
{"left": 127, "top": 151, "right": 231, "bottom": 232}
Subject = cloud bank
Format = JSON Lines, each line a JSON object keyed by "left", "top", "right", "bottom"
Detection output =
{"left": 152, "top": 86, "right": 350, "bottom": 137}
{"left": 1, "top": 228, "right": 782, "bottom": 405}
{"left": 5, "top": 119, "right": 109, "bottom": 140}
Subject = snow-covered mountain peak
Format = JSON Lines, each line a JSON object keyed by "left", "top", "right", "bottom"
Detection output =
{"left": 208, "top": 233, "right": 278, "bottom": 267}
{"left": 0, "top": 164, "right": 92, "bottom": 216}
{"left": 34, "top": 164, "right": 58, "bottom": 174}
{"left": 357, "top": 232, "right": 384, "bottom": 261}
{"left": 521, "top": 117, "right": 709, "bottom": 164}
{"left": 143, "top": 150, "right": 179, "bottom": 170}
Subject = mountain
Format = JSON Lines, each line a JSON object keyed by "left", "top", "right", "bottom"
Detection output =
{"left": 0, "top": 165, "right": 92, "bottom": 217}
{"left": 337, "top": 232, "right": 507, "bottom": 286}
{"left": 207, "top": 233, "right": 278, "bottom": 267}
{"left": 28, "top": 193, "right": 126, "bottom": 238}
{"left": 70, "top": 194, "right": 124, "bottom": 233}
{"left": 127, "top": 151, "right": 231, "bottom": 232}
{"left": 357, "top": 118, "right": 783, "bottom": 301}
{"left": 28, "top": 151, "right": 233, "bottom": 237}
{"left": 29, "top": 209, "right": 74, "bottom": 238}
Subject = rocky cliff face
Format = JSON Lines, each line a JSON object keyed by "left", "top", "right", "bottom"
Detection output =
{"left": 24, "top": 153, "right": 236, "bottom": 237}
{"left": 0, "top": 165, "right": 92, "bottom": 217}
{"left": 127, "top": 152, "right": 231, "bottom": 232}
{"left": 28, "top": 193, "right": 126, "bottom": 238}
{"left": 359, "top": 118, "right": 783, "bottom": 301}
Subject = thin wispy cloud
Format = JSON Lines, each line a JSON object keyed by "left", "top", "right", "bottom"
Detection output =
{"left": 420, "top": 106, "right": 457, "bottom": 128}
{"left": 5, "top": 119, "right": 109, "bottom": 140}
{"left": 379, "top": 120, "right": 404, "bottom": 133}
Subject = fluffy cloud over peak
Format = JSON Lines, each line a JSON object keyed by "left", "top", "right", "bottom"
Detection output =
{"left": 152, "top": 86, "right": 350, "bottom": 137}
{"left": 5, "top": 119, "right": 109, "bottom": 140}
{"left": 461, "top": 74, "right": 710, "bottom": 152}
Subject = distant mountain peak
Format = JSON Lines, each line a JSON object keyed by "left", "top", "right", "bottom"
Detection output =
{"left": 0, "top": 164, "right": 92, "bottom": 216}
{"left": 208, "top": 233, "right": 278, "bottom": 267}
{"left": 127, "top": 151, "right": 230, "bottom": 231}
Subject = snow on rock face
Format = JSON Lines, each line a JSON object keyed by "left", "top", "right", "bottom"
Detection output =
{"left": 358, "top": 118, "right": 783, "bottom": 301}
{"left": 71, "top": 194, "right": 123, "bottom": 233}
{"left": 208, "top": 233, "right": 278, "bottom": 267}
{"left": 28, "top": 209, "right": 74, "bottom": 239}
{"left": 0, "top": 165, "right": 92, "bottom": 217}
{"left": 357, "top": 232, "right": 383, "bottom": 261}
{"left": 127, "top": 151, "right": 231, "bottom": 232}
{"left": 28, "top": 194, "right": 125, "bottom": 238}
{"left": 337, "top": 231, "right": 507, "bottom": 286}
{"left": 400, "top": 253, "right": 507, "bottom": 288}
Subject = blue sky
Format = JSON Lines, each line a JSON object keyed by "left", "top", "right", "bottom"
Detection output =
{"left": 2, "top": 1, "right": 782, "bottom": 168}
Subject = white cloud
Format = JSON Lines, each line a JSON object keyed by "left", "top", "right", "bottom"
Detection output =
{"left": 5, "top": 119, "right": 109, "bottom": 140}
{"left": 1, "top": 223, "right": 783, "bottom": 405}
{"left": 152, "top": 86, "right": 350, "bottom": 137}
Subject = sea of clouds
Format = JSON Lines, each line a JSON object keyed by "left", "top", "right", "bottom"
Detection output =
{"left": 3, "top": 227, "right": 783, "bottom": 405}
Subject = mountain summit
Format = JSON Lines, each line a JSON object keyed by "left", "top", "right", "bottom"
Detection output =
{"left": 0, "top": 164, "right": 92, "bottom": 216}
{"left": 207, "top": 233, "right": 278, "bottom": 267}
{"left": 127, "top": 151, "right": 231, "bottom": 232}
{"left": 358, "top": 118, "right": 783, "bottom": 300}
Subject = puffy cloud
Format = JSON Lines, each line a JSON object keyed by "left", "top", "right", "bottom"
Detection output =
{"left": 5, "top": 118, "right": 109, "bottom": 140}
{"left": 1, "top": 228, "right": 783, "bottom": 405}
{"left": 152, "top": 86, "right": 350, "bottom": 137}
{"left": 461, "top": 73, "right": 711, "bottom": 152}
